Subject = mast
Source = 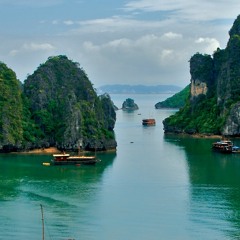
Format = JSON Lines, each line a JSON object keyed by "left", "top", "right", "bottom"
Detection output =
{"left": 40, "top": 204, "right": 45, "bottom": 240}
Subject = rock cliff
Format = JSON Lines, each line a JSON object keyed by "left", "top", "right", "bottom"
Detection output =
{"left": 0, "top": 55, "right": 117, "bottom": 152}
{"left": 163, "top": 15, "right": 240, "bottom": 136}
{"left": 23, "top": 55, "right": 117, "bottom": 151}
{"left": 0, "top": 62, "right": 23, "bottom": 151}
{"left": 122, "top": 98, "right": 139, "bottom": 111}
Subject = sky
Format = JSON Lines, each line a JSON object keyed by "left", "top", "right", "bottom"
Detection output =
{"left": 0, "top": 0, "right": 239, "bottom": 88}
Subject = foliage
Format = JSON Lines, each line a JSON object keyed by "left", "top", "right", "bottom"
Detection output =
{"left": 163, "top": 16, "right": 240, "bottom": 137}
{"left": 0, "top": 56, "right": 115, "bottom": 151}
{"left": 155, "top": 85, "right": 190, "bottom": 109}
{"left": 164, "top": 95, "right": 224, "bottom": 135}
{"left": 23, "top": 55, "right": 116, "bottom": 149}
{"left": 229, "top": 15, "right": 240, "bottom": 37}
{"left": 189, "top": 53, "right": 214, "bottom": 84}
{"left": 0, "top": 63, "right": 23, "bottom": 146}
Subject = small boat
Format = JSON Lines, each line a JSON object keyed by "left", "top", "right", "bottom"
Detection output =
{"left": 232, "top": 146, "right": 240, "bottom": 153}
{"left": 142, "top": 118, "right": 156, "bottom": 126}
{"left": 52, "top": 153, "right": 98, "bottom": 165}
{"left": 212, "top": 139, "right": 233, "bottom": 153}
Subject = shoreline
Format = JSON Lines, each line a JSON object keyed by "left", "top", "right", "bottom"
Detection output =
{"left": 20, "top": 147, "right": 61, "bottom": 154}
{"left": 164, "top": 132, "right": 230, "bottom": 139}
{"left": 18, "top": 147, "right": 117, "bottom": 154}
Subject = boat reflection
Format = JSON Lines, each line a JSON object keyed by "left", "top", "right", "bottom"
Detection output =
{"left": 164, "top": 134, "right": 240, "bottom": 239}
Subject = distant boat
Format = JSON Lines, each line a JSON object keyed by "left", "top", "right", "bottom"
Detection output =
{"left": 52, "top": 153, "right": 98, "bottom": 165}
{"left": 212, "top": 139, "right": 233, "bottom": 153}
{"left": 142, "top": 118, "right": 156, "bottom": 126}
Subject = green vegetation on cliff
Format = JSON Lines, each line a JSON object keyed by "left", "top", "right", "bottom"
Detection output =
{"left": 122, "top": 98, "right": 139, "bottom": 111}
{"left": 23, "top": 55, "right": 116, "bottom": 150}
{"left": 0, "top": 63, "right": 23, "bottom": 148}
{"left": 0, "top": 56, "right": 117, "bottom": 152}
{"left": 163, "top": 94, "right": 224, "bottom": 134}
{"left": 163, "top": 15, "right": 240, "bottom": 136}
{"left": 155, "top": 85, "right": 190, "bottom": 109}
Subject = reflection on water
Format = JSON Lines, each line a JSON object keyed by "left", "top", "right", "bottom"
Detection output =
{"left": 0, "top": 152, "right": 116, "bottom": 240}
{"left": 2, "top": 93, "right": 240, "bottom": 239}
{"left": 165, "top": 135, "right": 240, "bottom": 239}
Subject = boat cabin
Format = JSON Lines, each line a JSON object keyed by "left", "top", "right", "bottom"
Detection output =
{"left": 142, "top": 118, "right": 156, "bottom": 126}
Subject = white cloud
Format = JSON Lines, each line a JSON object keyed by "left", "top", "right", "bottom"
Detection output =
{"left": 124, "top": 0, "right": 185, "bottom": 12}
{"left": 195, "top": 37, "right": 220, "bottom": 54}
{"left": 160, "top": 49, "right": 174, "bottom": 62}
{"left": 72, "top": 16, "right": 172, "bottom": 34}
{"left": 52, "top": 20, "right": 59, "bottom": 25}
{"left": 163, "top": 32, "right": 182, "bottom": 40}
{"left": 10, "top": 42, "right": 55, "bottom": 56}
{"left": 1, "top": 0, "right": 239, "bottom": 87}
{"left": 78, "top": 33, "right": 193, "bottom": 86}
{"left": 63, "top": 20, "right": 74, "bottom": 25}
{"left": 24, "top": 43, "right": 55, "bottom": 51}
{"left": 124, "top": 0, "right": 240, "bottom": 21}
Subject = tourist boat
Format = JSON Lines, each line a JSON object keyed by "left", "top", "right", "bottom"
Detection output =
{"left": 52, "top": 153, "right": 98, "bottom": 165}
{"left": 212, "top": 139, "right": 233, "bottom": 153}
{"left": 142, "top": 118, "right": 156, "bottom": 126}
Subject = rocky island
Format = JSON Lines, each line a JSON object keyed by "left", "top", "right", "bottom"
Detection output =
{"left": 0, "top": 55, "right": 117, "bottom": 152}
{"left": 163, "top": 15, "right": 240, "bottom": 137}
{"left": 122, "top": 98, "right": 139, "bottom": 111}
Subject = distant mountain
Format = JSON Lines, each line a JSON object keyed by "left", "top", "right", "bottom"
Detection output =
{"left": 98, "top": 84, "right": 182, "bottom": 94}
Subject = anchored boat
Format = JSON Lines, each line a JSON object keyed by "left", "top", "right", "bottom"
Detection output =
{"left": 142, "top": 118, "right": 156, "bottom": 126}
{"left": 52, "top": 153, "right": 98, "bottom": 165}
{"left": 212, "top": 139, "right": 233, "bottom": 153}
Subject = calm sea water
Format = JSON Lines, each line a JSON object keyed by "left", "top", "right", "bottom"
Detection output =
{"left": 1, "top": 94, "right": 240, "bottom": 240}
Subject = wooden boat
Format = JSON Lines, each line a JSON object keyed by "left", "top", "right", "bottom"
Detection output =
{"left": 142, "top": 118, "right": 156, "bottom": 126}
{"left": 212, "top": 140, "right": 233, "bottom": 153}
{"left": 52, "top": 153, "right": 97, "bottom": 165}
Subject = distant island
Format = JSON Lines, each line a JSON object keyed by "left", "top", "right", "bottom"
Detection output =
{"left": 122, "top": 98, "right": 139, "bottom": 111}
{"left": 98, "top": 84, "right": 182, "bottom": 94}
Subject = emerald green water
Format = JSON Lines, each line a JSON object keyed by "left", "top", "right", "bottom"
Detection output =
{"left": 1, "top": 94, "right": 240, "bottom": 239}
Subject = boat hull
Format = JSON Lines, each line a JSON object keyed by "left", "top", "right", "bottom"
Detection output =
{"left": 52, "top": 159, "right": 97, "bottom": 165}
{"left": 212, "top": 140, "right": 233, "bottom": 153}
{"left": 52, "top": 154, "right": 98, "bottom": 165}
{"left": 142, "top": 118, "right": 156, "bottom": 126}
{"left": 212, "top": 147, "right": 232, "bottom": 153}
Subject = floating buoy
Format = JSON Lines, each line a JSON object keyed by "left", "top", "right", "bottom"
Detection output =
{"left": 42, "top": 162, "right": 50, "bottom": 166}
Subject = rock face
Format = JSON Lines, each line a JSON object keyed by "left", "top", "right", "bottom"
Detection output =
{"left": 0, "top": 56, "right": 117, "bottom": 152}
{"left": 0, "top": 63, "right": 23, "bottom": 151}
{"left": 23, "top": 56, "right": 117, "bottom": 151}
{"left": 222, "top": 103, "right": 240, "bottom": 135}
{"left": 122, "top": 98, "right": 139, "bottom": 111}
{"left": 189, "top": 53, "right": 214, "bottom": 101}
{"left": 163, "top": 15, "right": 240, "bottom": 136}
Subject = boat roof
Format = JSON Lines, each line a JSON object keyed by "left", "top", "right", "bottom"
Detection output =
{"left": 214, "top": 142, "right": 230, "bottom": 145}
{"left": 142, "top": 118, "right": 155, "bottom": 121}
{"left": 53, "top": 154, "right": 70, "bottom": 157}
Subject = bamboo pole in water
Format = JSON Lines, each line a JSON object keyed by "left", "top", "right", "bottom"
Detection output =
{"left": 40, "top": 204, "right": 45, "bottom": 240}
